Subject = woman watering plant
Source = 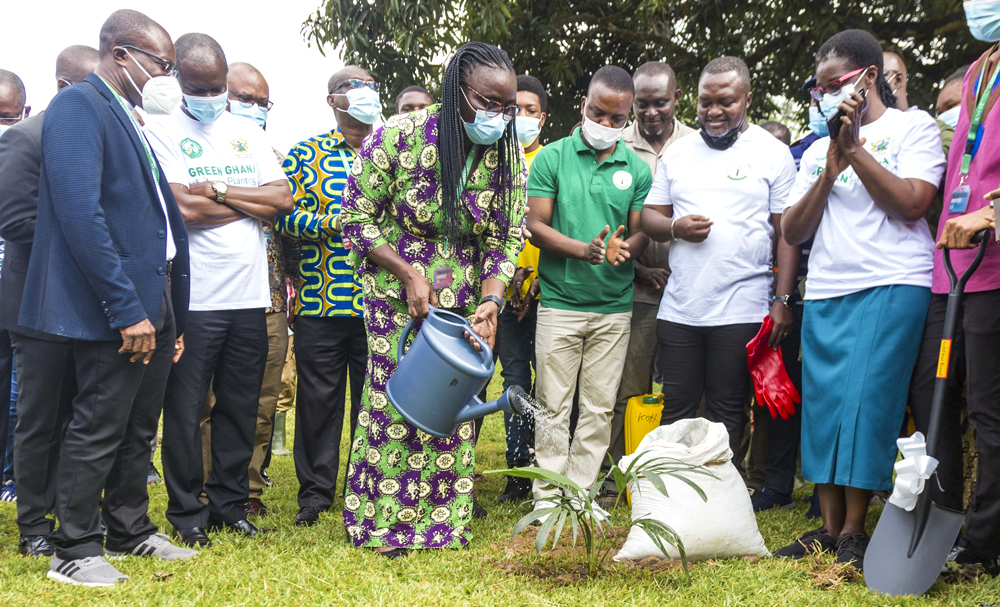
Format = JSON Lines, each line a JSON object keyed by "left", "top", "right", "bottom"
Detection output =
{"left": 339, "top": 42, "right": 526, "bottom": 559}
{"left": 778, "top": 29, "right": 946, "bottom": 570}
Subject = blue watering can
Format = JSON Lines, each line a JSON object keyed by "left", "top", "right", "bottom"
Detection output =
{"left": 386, "top": 306, "right": 527, "bottom": 438}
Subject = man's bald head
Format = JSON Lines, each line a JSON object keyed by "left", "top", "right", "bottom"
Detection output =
{"left": 229, "top": 62, "right": 267, "bottom": 94}
{"left": 883, "top": 51, "right": 909, "bottom": 110}
{"left": 98, "top": 9, "right": 171, "bottom": 58}
{"left": 56, "top": 45, "right": 100, "bottom": 89}
{"left": 327, "top": 66, "right": 371, "bottom": 95}
{"left": 0, "top": 69, "right": 27, "bottom": 120}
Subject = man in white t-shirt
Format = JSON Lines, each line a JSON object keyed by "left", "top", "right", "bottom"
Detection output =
{"left": 144, "top": 33, "right": 293, "bottom": 546}
{"left": 640, "top": 57, "right": 800, "bottom": 458}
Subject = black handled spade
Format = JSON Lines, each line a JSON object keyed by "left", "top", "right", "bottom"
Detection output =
{"left": 865, "top": 229, "right": 990, "bottom": 597}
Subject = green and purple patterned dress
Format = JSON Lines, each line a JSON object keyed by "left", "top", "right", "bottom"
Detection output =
{"left": 339, "top": 105, "right": 525, "bottom": 549}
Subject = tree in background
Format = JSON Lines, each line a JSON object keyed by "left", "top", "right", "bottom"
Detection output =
{"left": 304, "top": 0, "right": 983, "bottom": 141}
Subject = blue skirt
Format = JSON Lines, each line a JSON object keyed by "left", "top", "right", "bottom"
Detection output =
{"left": 801, "top": 285, "right": 931, "bottom": 491}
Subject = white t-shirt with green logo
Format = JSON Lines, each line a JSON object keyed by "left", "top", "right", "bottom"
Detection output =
{"left": 645, "top": 124, "right": 797, "bottom": 326}
{"left": 144, "top": 111, "right": 286, "bottom": 311}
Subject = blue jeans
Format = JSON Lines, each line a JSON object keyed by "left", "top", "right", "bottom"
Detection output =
{"left": 497, "top": 304, "right": 536, "bottom": 464}
{"left": 4, "top": 353, "right": 16, "bottom": 482}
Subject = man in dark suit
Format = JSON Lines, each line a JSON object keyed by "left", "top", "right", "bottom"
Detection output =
{"left": 0, "top": 68, "right": 29, "bottom": 514}
{"left": 18, "top": 9, "right": 197, "bottom": 585}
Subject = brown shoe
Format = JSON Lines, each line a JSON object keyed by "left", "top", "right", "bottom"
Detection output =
{"left": 243, "top": 498, "right": 270, "bottom": 517}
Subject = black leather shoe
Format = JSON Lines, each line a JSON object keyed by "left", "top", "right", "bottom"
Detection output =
{"left": 497, "top": 476, "right": 532, "bottom": 504}
{"left": 948, "top": 545, "right": 1000, "bottom": 576}
{"left": 376, "top": 547, "right": 409, "bottom": 560}
{"left": 207, "top": 518, "right": 271, "bottom": 537}
{"left": 174, "top": 527, "right": 212, "bottom": 548}
{"left": 473, "top": 499, "right": 488, "bottom": 519}
{"left": 295, "top": 507, "right": 323, "bottom": 527}
{"left": 19, "top": 534, "right": 55, "bottom": 557}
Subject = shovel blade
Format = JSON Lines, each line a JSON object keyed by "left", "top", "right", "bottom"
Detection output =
{"left": 864, "top": 501, "right": 965, "bottom": 597}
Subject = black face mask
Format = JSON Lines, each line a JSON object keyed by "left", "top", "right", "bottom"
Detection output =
{"left": 699, "top": 114, "right": 746, "bottom": 151}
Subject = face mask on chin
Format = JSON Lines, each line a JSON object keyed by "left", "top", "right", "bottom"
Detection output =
{"left": 698, "top": 110, "right": 745, "bottom": 151}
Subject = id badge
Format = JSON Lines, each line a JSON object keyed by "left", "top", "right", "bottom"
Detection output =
{"left": 433, "top": 265, "right": 453, "bottom": 289}
{"left": 949, "top": 185, "right": 971, "bottom": 214}
{"left": 341, "top": 236, "right": 353, "bottom": 250}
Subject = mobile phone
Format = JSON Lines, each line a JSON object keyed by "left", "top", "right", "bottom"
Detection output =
{"left": 827, "top": 87, "right": 867, "bottom": 139}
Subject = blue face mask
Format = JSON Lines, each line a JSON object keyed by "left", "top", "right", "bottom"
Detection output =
{"left": 0, "top": 125, "right": 9, "bottom": 139}
{"left": 335, "top": 87, "right": 383, "bottom": 125}
{"left": 966, "top": 0, "right": 1000, "bottom": 42}
{"left": 461, "top": 88, "right": 510, "bottom": 146}
{"left": 516, "top": 116, "right": 541, "bottom": 146}
{"left": 230, "top": 101, "right": 268, "bottom": 129}
{"left": 808, "top": 105, "right": 830, "bottom": 137}
{"left": 938, "top": 105, "right": 961, "bottom": 129}
{"left": 184, "top": 90, "right": 229, "bottom": 123}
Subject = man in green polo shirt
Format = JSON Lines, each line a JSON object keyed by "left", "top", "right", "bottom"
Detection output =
{"left": 525, "top": 65, "right": 651, "bottom": 513}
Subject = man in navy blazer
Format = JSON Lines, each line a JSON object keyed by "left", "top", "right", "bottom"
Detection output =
{"left": 0, "top": 45, "right": 99, "bottom": 559}
{"left": 18, "top": 9, "right": 197, "bottom": 585}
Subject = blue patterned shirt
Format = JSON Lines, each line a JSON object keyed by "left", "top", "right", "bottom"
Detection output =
{"left": 278, "top": 128, "right": 363, "bottom": 317}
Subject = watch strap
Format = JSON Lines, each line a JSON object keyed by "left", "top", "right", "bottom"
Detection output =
{"left": 480, "top": 294, "right": 504, "bottom": 312}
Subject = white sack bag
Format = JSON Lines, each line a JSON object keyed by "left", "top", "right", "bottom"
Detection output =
{"left": 614, "top": 418, "right": 770, "bottom": 562}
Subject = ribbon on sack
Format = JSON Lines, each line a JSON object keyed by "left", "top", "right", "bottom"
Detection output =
{"left": 888, "top": 432, "right": 939, "bottom": 512}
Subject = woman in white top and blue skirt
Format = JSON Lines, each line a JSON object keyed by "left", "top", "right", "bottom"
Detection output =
{"left": 778, "top": 30, "right": 946, "bottom": 570}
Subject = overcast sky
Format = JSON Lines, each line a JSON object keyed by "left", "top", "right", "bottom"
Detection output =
{"left": 1, "top": 0, "right": 347, "bottom": 154}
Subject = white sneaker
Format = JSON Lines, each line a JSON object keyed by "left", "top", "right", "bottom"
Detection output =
{"left": 48, "top": 555, "right": 128, "bottom": 587}
{"left": 106, "top": 533, "right": 197, "bottom": 561}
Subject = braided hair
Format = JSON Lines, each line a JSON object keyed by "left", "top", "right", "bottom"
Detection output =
{"left": 439, "top": 42, "right": 521, "bottom": 243}
{"left": 816, "top": 29, "right": 897, "bottom": 110}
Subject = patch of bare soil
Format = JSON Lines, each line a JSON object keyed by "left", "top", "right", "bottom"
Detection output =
{"left": 485, "top": 526, "right": 681, "bottom": 585}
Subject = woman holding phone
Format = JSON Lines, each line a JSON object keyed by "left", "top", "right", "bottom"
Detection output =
{"left": 778, "top": 29, "right": 946, "bottom": 570}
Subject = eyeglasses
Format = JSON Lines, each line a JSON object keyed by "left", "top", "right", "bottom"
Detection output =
{"left": 462, "top": 85, "right": 520, "bottom": 119}
{"left": 330, "top": 79, "right": 380, "bottom": 94}
{"left": 809, "top": 67, "right": 868, "bottom": 101}
{"left": 0, "top": 108, "right": 26, "bottom": 126}
{"left": 121, "top": 45, "right": 177, "bottom": 77}
{"left": 884, "top": 70, "right": 906, "bottom": 84}
{"left": 233, "top": 94, "right": 275, "bottom": 111}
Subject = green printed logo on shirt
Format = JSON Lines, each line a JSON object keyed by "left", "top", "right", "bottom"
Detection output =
{"left": 181, "top": 138, "right": 203, "bottom": 159}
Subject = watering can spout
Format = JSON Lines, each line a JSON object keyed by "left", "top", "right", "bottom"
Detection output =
{"left": 455, "top": 386, "right": 528, "bottom": 425}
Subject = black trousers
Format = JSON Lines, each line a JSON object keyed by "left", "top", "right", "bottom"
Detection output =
{"left": 0, "top": 330, "right": 10, "bottom": 497}
{"left": 48, "top": 291, "right": 175, "bottom": 560}
{"left": 909, "top": 290, "right": 1000, "bottom": 557}
{"left": 759, "top": 304, "right": 804, "bottom": 495}
{"left": 657, "top": 320, "right": 759, "bottom": 459}
{"left": 163, "top": 308, "right": 267, "bottom": 529}
{"left": 9, "top": 331, "right": 75, "bottom": 536}
{"left": 293, "top": 316, "right": 365, "bottom": 510}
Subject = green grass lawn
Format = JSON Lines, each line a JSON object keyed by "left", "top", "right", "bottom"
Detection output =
{"left": 0, "top": 373, "right": 997, "bottom": 606}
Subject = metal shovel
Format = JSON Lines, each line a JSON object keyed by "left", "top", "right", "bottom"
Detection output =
{"left": 865, "top": 229, "right": 990, "bottom": 597}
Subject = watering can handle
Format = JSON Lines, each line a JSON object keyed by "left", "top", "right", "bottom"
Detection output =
{"left": 395, "top": 305, "right": 493, "bottom": 365}
{"left": 397, "top": 316, "right": 416, "bottom": 363}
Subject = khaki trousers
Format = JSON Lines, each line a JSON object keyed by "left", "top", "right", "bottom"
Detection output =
{"left": 200, "top": 311, "right": 290, "bottom": 498}
{"left": 276, "top": 334, "right": 296, "bottom": 413}
{"left": 533, "top": 305, "right": 631, "bottom": 500}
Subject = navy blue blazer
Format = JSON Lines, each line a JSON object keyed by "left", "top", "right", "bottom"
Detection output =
{"left": 19, "top": 73, "right": 190, "bottom": 341}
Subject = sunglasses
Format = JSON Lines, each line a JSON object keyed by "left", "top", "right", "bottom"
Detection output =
{"left": 809, "top": 67, "right": 868, "bottom": 102}
{"left": 122, "top": 44, "right": 177, "bottom": 77}
{"left": 331, "top": 79, "right": 380, "bottom": 94}
{"left": 233, "top": 94, "right": 275, "bottom": 111}
{"left": 462, "top": 85, "right": 520, "bottom": 119}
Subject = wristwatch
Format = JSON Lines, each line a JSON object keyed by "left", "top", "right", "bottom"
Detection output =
{"left": 480, "top": 294, "right": 504, "bottom": 313}
{"left": 212, "top": 181, "right": 228, "bottom": 204}
{"left": 772, "top": 294, "right": 792, "bottom": 309}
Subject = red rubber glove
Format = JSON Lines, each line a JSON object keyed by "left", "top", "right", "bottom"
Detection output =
{"left": 746, "top": 316, "right": 801, "bottom": 420}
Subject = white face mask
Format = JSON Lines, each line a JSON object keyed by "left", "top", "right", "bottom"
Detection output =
{"left": 121, "top": 50, "right": 182, "bottom": 115}
{"left": 937, "top": 105, "right": 961, "bottom": 129}
{"left": 580, "top": 99, "right": 624, "bottom": 150}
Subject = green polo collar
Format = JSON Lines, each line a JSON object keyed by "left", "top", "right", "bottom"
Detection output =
{"left": 569, "top": 127, "right": 629, "bottom": 164}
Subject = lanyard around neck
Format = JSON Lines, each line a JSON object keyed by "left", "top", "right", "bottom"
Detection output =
{"left": 961, "top": 45, "right": 1000, "bottom": 176}
{"left": 98, "top": 76, "right": 160, "bottom": 187}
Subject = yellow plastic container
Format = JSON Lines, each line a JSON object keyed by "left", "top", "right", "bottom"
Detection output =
{"left": 625, "top": 394, "right": 664, "bottom": 456}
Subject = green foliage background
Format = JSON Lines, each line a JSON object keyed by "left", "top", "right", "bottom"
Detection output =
{"left": 303, "top": 0, "right": 987, "bottom": 140}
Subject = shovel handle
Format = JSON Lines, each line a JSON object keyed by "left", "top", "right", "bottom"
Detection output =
{"left": 942, "top": 229, "right": 990, "bottom": 295}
